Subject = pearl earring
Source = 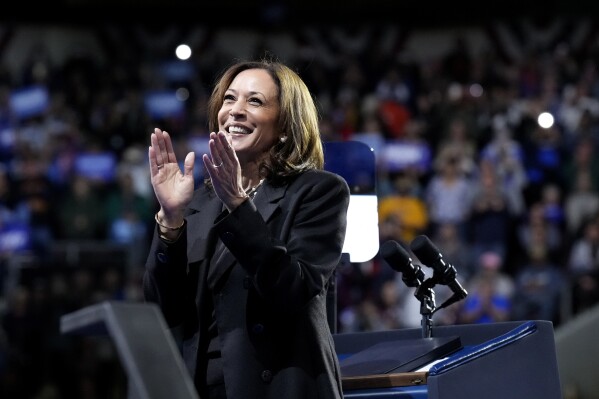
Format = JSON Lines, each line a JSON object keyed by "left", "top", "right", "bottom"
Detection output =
{"left": 280, "top": 136, "right": 287, "bottom": 142}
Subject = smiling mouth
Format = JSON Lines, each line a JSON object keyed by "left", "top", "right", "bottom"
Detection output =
{"left": 228, "top": 125, "right": 252, "bottom": 135}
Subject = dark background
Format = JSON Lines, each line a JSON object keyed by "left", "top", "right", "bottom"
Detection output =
{"left": 1, "top": 2, "right": 598, "bottom": 398}
{"left": 7, "top": 0, "right": 599, "bottom": 27}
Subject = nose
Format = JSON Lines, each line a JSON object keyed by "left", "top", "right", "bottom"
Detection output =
{"left": 229, "top": 100, "right": 246, "bottom": 117}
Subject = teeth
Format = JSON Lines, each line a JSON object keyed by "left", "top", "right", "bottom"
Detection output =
{"left": 229, "top": 126, "right": 251, "bottom": 134}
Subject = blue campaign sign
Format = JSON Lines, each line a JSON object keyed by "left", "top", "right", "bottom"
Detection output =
{"left": 144, "top": 90, "right": 185, "bottom": 120}
{"left": 9, "top": 85, "right": 49, "bottom": 120}
{"left": 74, "top": 151, "right": 117, "bottom": 182}
{"left": 159, "top": 60, "right": 196, "bottom": 83}
{"left": 0, "top": 221, "right": 31, "bottom": 253}
{"left": 380, "top": 140, "right": 431, "bottom": 173}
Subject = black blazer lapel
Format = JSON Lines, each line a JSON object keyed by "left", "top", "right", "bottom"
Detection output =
{"left": 206, "top": 181, "right": 287, "bottom": 290}
{"left": 186, "top": 188, "right": 222, "bottom": 264}
{"left": 254, "top": 181, "right": 286, "bottom": 223}
{"left": 207, "top": 241, "right": 235, "bottom": 290}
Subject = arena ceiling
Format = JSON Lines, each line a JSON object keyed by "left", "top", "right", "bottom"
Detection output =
{"left": 7, "top": 0, "right": 599, "bottom": 28}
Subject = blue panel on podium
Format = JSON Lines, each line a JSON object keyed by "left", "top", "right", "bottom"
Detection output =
{"left": 428, "top": 320, "right": 536, "bottom": 376}
{"left": 344, "top": 385, "right": 427, "bottom": 398}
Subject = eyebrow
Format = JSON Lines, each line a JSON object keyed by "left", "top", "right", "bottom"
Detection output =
{"left": 226, "top": 89, "right": 266, "bottom": 97}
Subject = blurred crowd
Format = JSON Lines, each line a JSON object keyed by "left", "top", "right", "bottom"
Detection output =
{"left": 1, "top": 17, "right": 599, "bottom": 398}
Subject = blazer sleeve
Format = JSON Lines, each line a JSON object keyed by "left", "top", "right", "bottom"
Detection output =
{"left": 142, "top": 225, "right": 192, "bottom": 327}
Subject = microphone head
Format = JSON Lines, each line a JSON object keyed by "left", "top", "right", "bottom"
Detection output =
{"left": 410, "top": 235, "right": 441, "bottom": 266}
{"left": 380, "top": 240, "right": 424, "bottom": 287}
{"left": 410, "top": 235, "right": 468, "bottom": 305}
{"left": 380, "top": 240, "right": 412, "bottom": 273}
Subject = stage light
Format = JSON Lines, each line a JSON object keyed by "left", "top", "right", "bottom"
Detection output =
{"left": 175, "top": 44, "right": 192, "bottom": 60}
{"left": 537, "top": 112, "right": 554, "bottom": 128}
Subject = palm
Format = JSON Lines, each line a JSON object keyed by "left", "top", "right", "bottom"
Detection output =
{"left": 152, "top": 163, "right": 195, "bottom": 211}
{"left": 149, "top": 128, "right": 196, "bottom": 217}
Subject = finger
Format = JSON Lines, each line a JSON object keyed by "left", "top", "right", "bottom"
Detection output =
{"left": 183, "top": 152, "right": 195, "bottom": 177}
{"left": 208, "top": 134, "right": 223, "bottom": 167}
{"left": 217, "top": 131, "right": 235, "bottom": 162}
{"left": 154, "top": 128, "right": 168, "bottom": 165}
{"left": 150, "top": 133, "right": 162, "bottom": 174}
{"left": 202, "top": 153, "right": 217, "bottom": 181}
{"left": 148, "top": 145, "right": 159, "bottom": 176}
{"left": 162, "top": 130, "right": 177, "bottom": 163}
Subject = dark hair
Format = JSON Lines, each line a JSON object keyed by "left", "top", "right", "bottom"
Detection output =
{"left": 206, "top": 59, "right": 324, "bottom": 185}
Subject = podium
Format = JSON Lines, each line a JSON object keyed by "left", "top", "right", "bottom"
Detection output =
{"left": 60, "top": 301, "right": 199, "bottom": 399}
{"left": 334, "top": 320, "right": 562, "bottom": 399}
{"left": 60, "top": 301, "right": 562, "bottom": 399}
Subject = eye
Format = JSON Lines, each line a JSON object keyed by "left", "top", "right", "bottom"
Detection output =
{"left": 248, "top": 97, "right": 263, "bottom": 106}
{"left": 223, "top": 94, "right": 235, "bottom": 103}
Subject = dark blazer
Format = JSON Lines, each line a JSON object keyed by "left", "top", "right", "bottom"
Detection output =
{"left": 144, "top": 169, "right": 350, "bottom": 399}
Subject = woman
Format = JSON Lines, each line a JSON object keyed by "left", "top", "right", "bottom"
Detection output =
{"left": 143, "top": 59, "right": 350, "bottom": 399}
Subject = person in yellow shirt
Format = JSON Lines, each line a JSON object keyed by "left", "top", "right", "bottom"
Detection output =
{"left": 378, "top": 170, "right": 428, "bottom": 245}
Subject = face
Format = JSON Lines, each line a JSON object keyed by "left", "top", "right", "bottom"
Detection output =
{"left": 218, "top": 68, "right": 280, "bottom": 163}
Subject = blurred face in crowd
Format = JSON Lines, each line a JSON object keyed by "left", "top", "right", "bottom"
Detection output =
{"left": 218, "top": 68, "right": 281, "bottom": 164}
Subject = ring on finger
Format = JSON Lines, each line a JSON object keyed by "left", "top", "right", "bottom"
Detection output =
{"left": 214, "top": 161, "right": 224, "bottom": 168}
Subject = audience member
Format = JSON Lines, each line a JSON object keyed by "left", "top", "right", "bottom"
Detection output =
{"left": 516, "top": 201, "right": 563, "bottom": 268}
{"left": 540, "top": 183, "right": 565, "bottom": 231}
{"left": 377, "top": 170, "right": 428, "bottom": 245}
{"left": 424, "top": 151, "right": 474, "bottom": 239}
{"left": 562, "top": 136, "right": 599, "bottom": 194}
{"left": 511, "top": 243, "right": 567, "bottom": 324}
{"left": 467, "top": 158, "right": 513, "bottom": 261}
{"left": 563, "top": 170, "right": 599, "bottom": 238}
{"left": 435, "top": 116, "right": 477, "bottom": 177}
{"left": 567, "top": 217, "right": 599, "bottom": 313}
{"left": 479, "top": 124, "right": 528, "bottom": 217}
{"left": 457, "top": 251, "right": 514, "bottom": 324}
{"left": 429, "top": 222, "right": 475, "bottom": 280}
{"left": 54, "top": 175, "right": 107, "bottom": 240}
{"left": 104, "top": 169, "right": 153, "bottom": 254}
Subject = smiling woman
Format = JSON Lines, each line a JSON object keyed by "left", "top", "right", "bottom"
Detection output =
{"left": 143, "top": 59, "right": 350, "bottom": 399}
{"left": 212, "top": 68, "right": 281, "bottom": 175}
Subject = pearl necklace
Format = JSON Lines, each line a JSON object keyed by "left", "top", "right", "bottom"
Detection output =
{"left": 245, "top": 179, "right": 265, "bottom": 199}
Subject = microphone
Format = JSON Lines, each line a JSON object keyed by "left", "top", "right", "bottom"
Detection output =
{"left": 410, "top": 235, "right": 468, "bottom": 309}
{"left": 380, "top": 240, "right": 424, "bottom": 288}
